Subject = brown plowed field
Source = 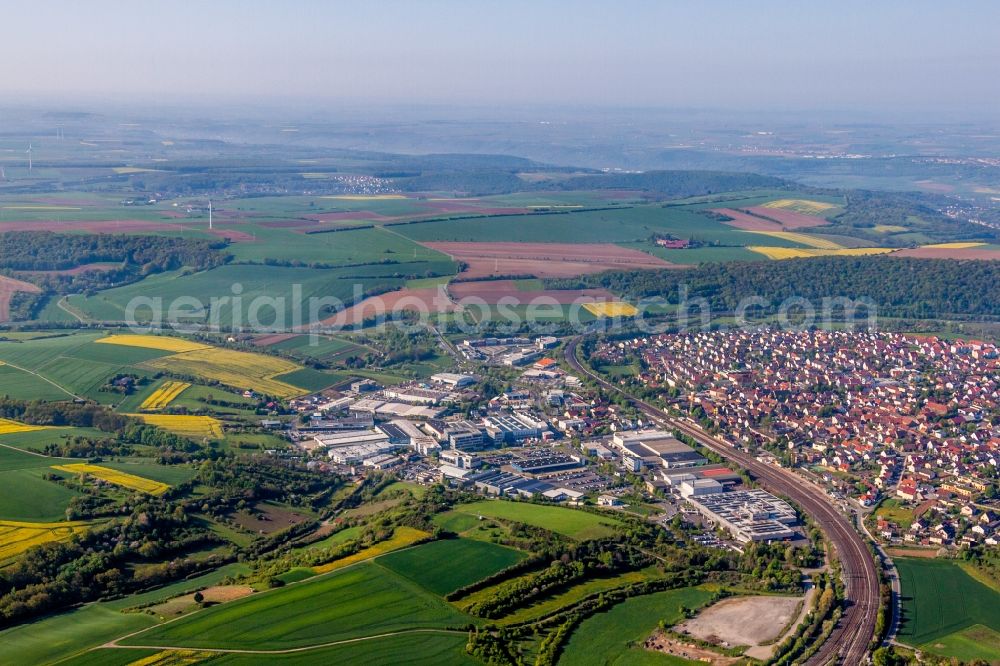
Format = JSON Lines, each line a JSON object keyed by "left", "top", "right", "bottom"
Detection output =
{"left": 0, "top": 276, "right": 41, "bottom": 322}
{"left": 205, "top": 228, "right": 256, "bottom": 242}
{"left": 253, "top": 333, "right": 299, "bottom": 346}
{"left": 895, "top": 247, "right": 1000, "bottom": 260}
{"left": 319, "top": 287, "right": 455, "bottom": 326}
{"left": 449, "top": 280, "right": 617, "bottom": 304}
{"left": 743, "top": 207, "right": 830, "bottom": 229}
{"left": 711, "top": 209, "right": 783, "bottom": 231}
{"left": 422, "top": 241, "right": 677, "bottom": 278}
{"left": 0, "top": 220, "right": 180, "bottom": 233}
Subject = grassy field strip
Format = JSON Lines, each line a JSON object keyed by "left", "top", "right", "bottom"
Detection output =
{"left": 140, "top": 381, "right": 192, "bottom": 410}
{"left": 52, "top": 463, "right": 171, "bottom": 495}
{"left": 922, "top": 242, "right": 987, "bottom": 249}
{"left": 0, "top": 359, "right": 79, "bottom": 398}
{"left": 311, "top": 527, "right": 430, "bottom": 574}
{"left": 128, "top": 414, "right": 224, "bottom": 440}
{"left": 452, "top": 500, "right": 621, "bottom": 540}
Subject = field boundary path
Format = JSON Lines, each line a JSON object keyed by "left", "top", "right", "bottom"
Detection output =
{"left": 56, "top": 296, "right": 87, "bottom": 323}
{"left": 101, "top": 628, "right": 467, "bottom": 655}
{"left": 564, "top": 336, "right": 880, "bottom": 665}
{"left": 0, "top": 360, "right": 80, "bottom": 399}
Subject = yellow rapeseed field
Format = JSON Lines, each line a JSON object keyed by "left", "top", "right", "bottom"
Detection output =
{"left": 922, "top": 242, "right": 986, "bottom": 249}
{"left": 0, "top": 519, "right": 91, "bottom": 562}
{"left": 873, "top": 225, "right": 908, "bottom": 233}
{"left": 51, "top": 463, "right": 170, "bottom": 495}
{"left": 127, "top": 650, "right": 218, "bottom": 666}
{"left": 0, "top": 418, "right": 50, "bottom": 435}
{"left": 140, "top": 381, "right": 191, "bottom": 410}
{"left": 748, "top": 246, "right": 896, "bottom": 260}
{"left": 750, "top": 231, "right": 843, "bottom": 249}
{"left": 96, "top": 334, "right": 210, "bottom": 353}
{"left": 128, "top": 414, "right": 225, "bottom": 439}
{"left": 141, "top": 347, "right": 304, "bottom": 398}
{"left": 582, "top": 302, "right": 639, "bottom": 318}
{"left": 761, "top": 198, "right": 838, "bottom": 214}
{"left": 312, "top": 527, "right": 430, "bottom": 574}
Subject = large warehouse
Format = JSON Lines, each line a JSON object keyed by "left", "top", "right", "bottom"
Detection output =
{"left": 687, "top": 489, "right": 797, "bottom": 542}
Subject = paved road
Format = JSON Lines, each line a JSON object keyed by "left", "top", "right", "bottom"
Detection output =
{"left": 565, "top": 337, "right": 880, "bottom": 665}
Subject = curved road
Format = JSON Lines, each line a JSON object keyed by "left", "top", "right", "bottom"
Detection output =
{"left": 565, "top": 337, "right": 880, "bottom": 665}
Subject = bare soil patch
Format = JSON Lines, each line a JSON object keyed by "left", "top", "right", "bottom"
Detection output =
{"left": 674, "top": 595, "right": 802, "bottom": 649}
{"left": 644, "top": 633, "right": 741, "bottom": 665}
{"left": 895, "top": 247, "right": 1000, "bottom": 260}
{"left": 0, "top": 220, "right": 180, "bottom": 233}
{"left": 886, "top": 547, "right": 942, "bottom": 559}
{"left": 743, "top": 206, "right": 830, "bottom": 229}
{"left": 146, "top": 585, "right": 255, "bottom": 618}
{"left": 711, "top": 208, "right": 783, "bottom": 231}
{"left": 423, "top": 241, "right": 677, "bottom": 279}
{"left": 205, "top": 228, "right": 256, "bottom": 242}
{"left": 229, "top": 503, "right": 312, "bottom": 535}
{"left": 0, "top": 276, "right": 41, "bottom": 322}
{"left": 320, "top": 287, "right": 455, "bottom": 326}
{"left": 253, "top": 333, "right": 299, "bottom": 346}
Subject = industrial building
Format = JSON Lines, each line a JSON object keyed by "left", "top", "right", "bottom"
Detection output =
{"left": 484, "top": 413, "right": 549, "bottom": 443}
{"left": 430, "top": 372, "right": 477, "bottom": 388}
{"left": 610, "top": 430, "right": 706, "bottom": 468}
{"left": 687, "top": 489, "right": 797, "bottom": 542}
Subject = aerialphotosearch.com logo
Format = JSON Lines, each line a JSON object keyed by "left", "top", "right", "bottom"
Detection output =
{"left": 123, "top": 282, "right": 879, "bottom": 340}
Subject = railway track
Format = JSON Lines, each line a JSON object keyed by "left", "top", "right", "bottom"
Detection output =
{"left": 564, "top": 337, "right": 880, "bottom": 665}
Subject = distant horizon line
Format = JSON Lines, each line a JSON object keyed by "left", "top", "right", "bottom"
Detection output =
{"left": 0, "top": 93, "right": 997, "bottom": 126}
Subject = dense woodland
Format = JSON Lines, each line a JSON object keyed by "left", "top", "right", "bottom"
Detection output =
{"left": 551, "top": 256, "right": 1000, "bottom": 320}
{"left": 1, "top": 232, "right": 229, "bottom": 319}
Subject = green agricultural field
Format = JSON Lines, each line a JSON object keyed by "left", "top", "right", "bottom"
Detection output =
{"left": 453, "top": 500, "right": 621, "bottom": 540}
{"left": 120, "top": 561, "right": 472, "bottom": 650}
{"left": 487, "top": 567, "right": 664, "bottom": 626}
{"left": 0, "top": 426, "right": 105, "bottom": 453}
{"left": 266, "top": 333, "right": 367, "bottom": 360}
{"left": 0, "top": 468, "right": 82, "bottom": 521}
{"left": 99, "top": 461, "right": 198, "bottom": 486}
{"left": 0, "top": 332, "right": 138, "bottom": 401}
{"left": 0, "top": 443, "right": 61, "bottom": 471}
{"left": 395, "top": 205, "right": 813, "bottom": 247}
{"left": 0, "top": 363, "right": 76, "bottom": 400}
{"left": 224, "top": 225, "right": 457, "bottom": 269}
{"left": 272, "top": 367, "right": 340, "bottom": 392}
{"left": 0, "top": 563, "right": 250, "bottom": 665}
{"left": 897, "top": 557, "right": 1000, "bottom": 661}
{"left": 67, "top": 262, "right": 452, "bottom": 328}
{"left": 377, "top": 538, "right": 526, "bottom": 596}
{"left": 560, "top": 586, "right": 715, "bottom": 666}
{"left": 73, "top": 631, "right": 477, "bottom": 665}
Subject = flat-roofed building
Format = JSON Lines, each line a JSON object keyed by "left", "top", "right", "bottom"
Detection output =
{"left": 687, "top": 489, "right": 797, "bottom": 542}
{"left": 431, "top": 372, "right": 477, "bottom": 388}
{"left": 611, "top": 430, "right": 705, "bottom": 468}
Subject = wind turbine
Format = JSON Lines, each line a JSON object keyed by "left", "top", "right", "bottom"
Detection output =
{"left": 208, "top": 199, "right": 213, "bottom": 230}
{"left": 25, "top": 144, "right": 32, "bottom": 172}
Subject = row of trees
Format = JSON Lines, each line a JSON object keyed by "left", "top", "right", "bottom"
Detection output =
{"left": 552, "top": 255, "right": 1000, "bottom": 320}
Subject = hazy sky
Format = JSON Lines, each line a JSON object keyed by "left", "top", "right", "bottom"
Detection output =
{"left": 7, "top": 0, "right": 1000, "bottom": 114}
